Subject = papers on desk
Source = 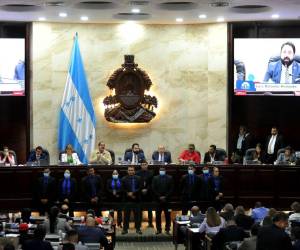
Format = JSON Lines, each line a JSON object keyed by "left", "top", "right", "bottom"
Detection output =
{"left": 176, "top": 220, "right": 190, "bottom": 224}
{"left": 189, "top": 228, "right": 200, "bottom": 233}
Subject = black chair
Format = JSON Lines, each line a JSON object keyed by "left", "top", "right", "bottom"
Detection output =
{"left": 124, "top": 148, "right": 144, "bottom": 155}
{"left": 244, "top": 148, "right": 256, "bottom": 161}
{"left": 106, "top": 149, "right": 115, "bottom": 164}
{"left": 277, "top": 148, "right": 286, "bottom": 158}
{"left": 216, "top": 148, "right": 227, "bottom": 161}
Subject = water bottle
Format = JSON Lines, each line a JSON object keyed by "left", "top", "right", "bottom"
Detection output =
{"left": 118, "top": 157, "right": 122, "bottom": 165}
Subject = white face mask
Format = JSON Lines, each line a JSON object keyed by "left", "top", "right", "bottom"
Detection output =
{"left": 203, "top": 170, "right": 209, "bottom": 174}
{"left": 188, "top": 170, "right": 194, "bottom": 175}
{"left": 112, "top": 174, "right": 118, "bottom": 179}
{"left": 64, "top": 173, "right": 70, "bottom": 179}
{"left": 43, "top": 172, "right": 49, "bottom": 178}
{"left": 159, "top": 170, "right": 166, "bottom": 176}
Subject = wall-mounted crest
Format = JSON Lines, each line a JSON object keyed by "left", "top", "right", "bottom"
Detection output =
{"left": 103, "top": 55, "right": 158, "bottom": 123}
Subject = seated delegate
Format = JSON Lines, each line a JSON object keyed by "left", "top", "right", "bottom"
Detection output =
{"left": 276, "top": 146, "right": 296, "bottom": 165}
{"left": 27, "top": 146, "right": 49, "bottom": 165}
{"left": 178, "top": 144, "right": 201, "bottom": 164}
{"left": 0, "top": 146, "right": 16, "bottom": 166}
{"left": 60, "top": 144, "right": 81, "bottom": 165}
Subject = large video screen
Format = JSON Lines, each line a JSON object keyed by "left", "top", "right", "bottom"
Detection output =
{"left": 234, "top": 38, "right": 300, "bottom": 96}
{"left": 0, "top": 38, "right": 25, "bottom": 96}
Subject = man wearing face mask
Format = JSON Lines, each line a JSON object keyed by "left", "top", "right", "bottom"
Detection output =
{"left": 199, "top": 166, "right": 214, "bottom": 210}
{"left": 152, "top": 166, "right": 174, "bottom": 235}
{"left": 121, "top": 166, "right": 142, "bottom": 235}
{"left": 58, "top": 169, "right": 77, "bottom": 217}
{"left": 136, "top": 161, "right": 154, "bottom": 227}
{"left": 81, "top": 167, "right": 103, "bottom": 216}
{"left": 180, "top": 165, "right": 201, "bottom": 215}
{"left": 106, "top": 169, "right": 123, "bottom": 227}
{"left": 124, "top": 143, "right": 146, "bottom": 164}
{"left": 34, "top": 168, "right": 56, "bottom": 215}
{"left": 264, "top": 41, "right": 300, "bottom": 84}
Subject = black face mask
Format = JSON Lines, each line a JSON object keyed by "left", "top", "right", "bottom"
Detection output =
{"left": 61, "top": 209, "right": 69, "bottom": 215}
{"left": 281, "top": 57, "right": 293, "bottom": 67}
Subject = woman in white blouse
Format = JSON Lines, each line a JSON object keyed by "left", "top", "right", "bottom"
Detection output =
{"left": 0, "top": 147, "right": 16, "bottom": 166}
{"left": 61, "top": 144, "right": 81, "bottom": 165}
{"left": 199, "top": 207, "right": 226, "bottom": 235}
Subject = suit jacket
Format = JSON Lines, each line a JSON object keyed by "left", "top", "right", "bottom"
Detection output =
{"left": 61, "top": 153, "right": 81, "bottom": 165}
{"left": 203, "top": 151, "right": 223, "bottom": 164}
{"left": 151, "top": 174, "right": 174, "bottom": 201}
{"left": 234, "top": 214, "right": 254, "bottom": 231}
{"left": 77, "top": 226, "right": 108, "bottom": 247}
{"left": 180, "top": 174, "right": 201, "bottom": 201}
{"left": 58, "top": 177, "right": 77, "bottom": 201}
{"left": 265, "top": 134, "right": 284, "bottom": 155}
{"left": 28, "top": 151, "right": 49, "bottom": 163}
{"left": 190, "top": 213, "right": 205, "bottom": 225}
{"left": 23, "top": 239, "right": 53, "bottom": 250}
{"left": 256, "top": 224, "right": 292, "bottom": 250}
{"left": 136, "top": 169, "right": 153, "bottom": 199}
{"left": 35, "top": 176, "right": 56, "bottom": 201}
{"left": 124, "top": 151, "right": 145, "bottom": 163}
{"left": 212, "top": 225, "right": 248, "bottom": 250}
{"left": 121, "top": 175, "right": 142, "bottom": 201}
{"left": 81, "top": 175, "right": 103, "bottom": 201}
{"left": 264, "top": 60, "right": 300, "bottom": 83}
{"left": 152, "top": 151, "right": 172, "bottom": 164}
{"left": 199, "top": 174, "right": 214, "bottom": 201}
{"left": 234, "top": 133, "right": 253, "bottom": 155}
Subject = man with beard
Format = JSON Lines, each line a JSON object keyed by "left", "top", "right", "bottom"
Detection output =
{"left": 264, "top": 41, "right": 300, "bottom": 84}
{"left": 124, "top": 143, "right": 146, "bottom": 164}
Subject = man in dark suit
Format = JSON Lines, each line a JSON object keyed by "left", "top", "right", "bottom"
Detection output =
{"left": 265, "top": 126, "right": 284, "bottom": 164}
{"left": 34, "top": 168, "right": 56, "bottom": 215}
{"left": 180, "top": 165, "right": 201, "bottom": 215}
{"left": 204, "top": 145, "right": 224, "bottom": 164}
{"left": 152, "top": 145, "right": 172, "bottom": 164}
{"left": 27, "top": 146, "right": 49, "bottom": 165}
{"left": 234, "top": 125, "right": 253, "bottom": 159}
{"left": 77, "top": 217, "right": 108, "bottom": 247}
{"left": 23, "top": 225, "right": 53, "bottom": 250}
{"left": 58, "top": 169, "right": 77, "bottom": 217}
{"left": 121, "top": 166, "right": 142, "bottom": 234}
{"left": 136, "top": 161, "right": 154, "bottom": 227}
{"left": 264, "top": 41, "right": 300, "bottom": 84}
{"left": 124, "top": 143, "right": 146, "bottom": 164}
{"left": 152, "top": 166, "right": 174, "bottom": 234}
{"left": 210, "top": 167, "right": 224, "bottom": 211}
{"left": 256, "top": 212, "right": 292, "bottom": 250}
{"left": 81, "top": 167, "right": 103, "bottom": 216}
{"left": 212, "top": 219, "right": 248, "bottom": 250}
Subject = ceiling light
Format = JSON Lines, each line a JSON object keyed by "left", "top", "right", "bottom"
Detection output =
{"left": 217, "top": 17, "right": 225, "bottom": 22}
{"left": 38, "top": 17, "right": 46, "bottom": 21}
{"left": 131, "top": 8, "right": 140, "bottom": 13}
{"left": 80, "top": 16, "right": 89, "bottom": 21}
{"left": 271, "top": 14, "right": 280, "bottom": 19}
{"left": 199, "top": 14, "right": 207, "bottom": 19}
{"left": 176, "top": 18, "right": 183, "bottom": 22}
{"left": 59, "top": 12, "right": 67, "bottom": 17}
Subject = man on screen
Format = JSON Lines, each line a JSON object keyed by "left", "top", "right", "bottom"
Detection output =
{"left": 264, "top": 41, "right": 300, "bottom": 84}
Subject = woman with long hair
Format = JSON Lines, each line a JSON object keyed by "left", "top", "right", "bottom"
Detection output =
{"left": 199, "top": 207, "right": 225, "bottom": 235}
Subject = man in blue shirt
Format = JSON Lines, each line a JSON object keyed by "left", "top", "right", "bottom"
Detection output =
{"left": 252, "top": 201, "right": 269, "bottom": 223}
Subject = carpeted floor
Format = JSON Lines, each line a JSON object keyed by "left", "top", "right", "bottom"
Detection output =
{"left": 115, "top": 241, "right": 185, "bottom": 250}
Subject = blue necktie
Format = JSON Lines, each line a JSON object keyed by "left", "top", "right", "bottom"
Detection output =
{"left": 131, "top": 177, "right": 135, "bottom": 192}
{"left": 189, "top": 175, "right": 194, "bottom": 185}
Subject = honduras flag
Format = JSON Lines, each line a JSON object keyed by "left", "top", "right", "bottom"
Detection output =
{"left": 58, "top": 34, "right": 96, "bottom": 164}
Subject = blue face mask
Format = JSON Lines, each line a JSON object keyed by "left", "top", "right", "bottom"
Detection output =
{"left": 64, "top": 173, "right": 70, "bottom": 179}
{"left": 188, "top": 170, "right": 194, "bottom": 175}
{"left": 203, "top": 170, "right": 209, "bottom": 174}
{"left": 43, "top": 172, "right": 49, "bottom": 178}
{"left": 159, "top": 170, "right": 166, "bottom": 176}
{"left": 112, "top": 174, "right": 118, "bottom": 179}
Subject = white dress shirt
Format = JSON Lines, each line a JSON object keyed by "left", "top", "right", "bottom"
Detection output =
{"left": 280, "top": 64, "right": 292, "bottom": 84}
{"left": 267, "top": 135, "right": 277, "bottom": 154}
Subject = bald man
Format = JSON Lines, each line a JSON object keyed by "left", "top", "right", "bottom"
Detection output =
{"left": 77, "top": 217, "right": 108, "bottom": 247}
{"left": 152, "top": 145, "right": 172, "bottom": 164}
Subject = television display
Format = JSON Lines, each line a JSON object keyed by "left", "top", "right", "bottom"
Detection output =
{"left": 0, "top": 38, "right": 25, "bottom": 96}
{"left": 234, "top": 38, "right": 300, "bottom": 96}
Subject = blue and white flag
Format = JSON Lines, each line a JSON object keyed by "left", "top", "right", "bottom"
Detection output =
{"left": 58, "top": 34, "right": 96, "bottom": 164}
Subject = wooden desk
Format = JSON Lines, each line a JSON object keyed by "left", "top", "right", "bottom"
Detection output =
{"left": 172, "top": 220, "right": 190, "bottom": 250}
{"left": 0, "top": 165, "right": 299, "bottom": 211}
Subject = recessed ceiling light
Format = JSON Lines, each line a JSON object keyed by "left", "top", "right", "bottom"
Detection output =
{"left": 217, "top": 17, "right": 225, "bottom": 22}
{"left": 38, "top": 17, "right": 46, "bottom": 21}
{"left": 271, "top": 14, "right": 280, "bottom": 19}
{"left": 176, "top": 17, "right": 183, "bottom": 22}
{"left": 199, "top": 14, "right": 207, "bottom": 19}
{"left": 59, "top": 12, "right": 67, "bottom": 17}
{"left": 131, "top": 8, "right": 140, "bottom": 13}
{"left": 80, "top": 16, "right": 89, "bottom": 21}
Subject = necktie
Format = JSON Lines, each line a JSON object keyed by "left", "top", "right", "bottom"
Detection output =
{"left": 285, "top": 66, "right": 289, "bottom": 83}
{"left": 131, "top": 177, "right": 135, "bottom": 192}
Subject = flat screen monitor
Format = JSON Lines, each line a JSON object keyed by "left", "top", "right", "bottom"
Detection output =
{"left": 0, "top": 38, "right": 25, "bottom": 96}
{"left": 234, "top": 38, "right": 300, "bottom": 96}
